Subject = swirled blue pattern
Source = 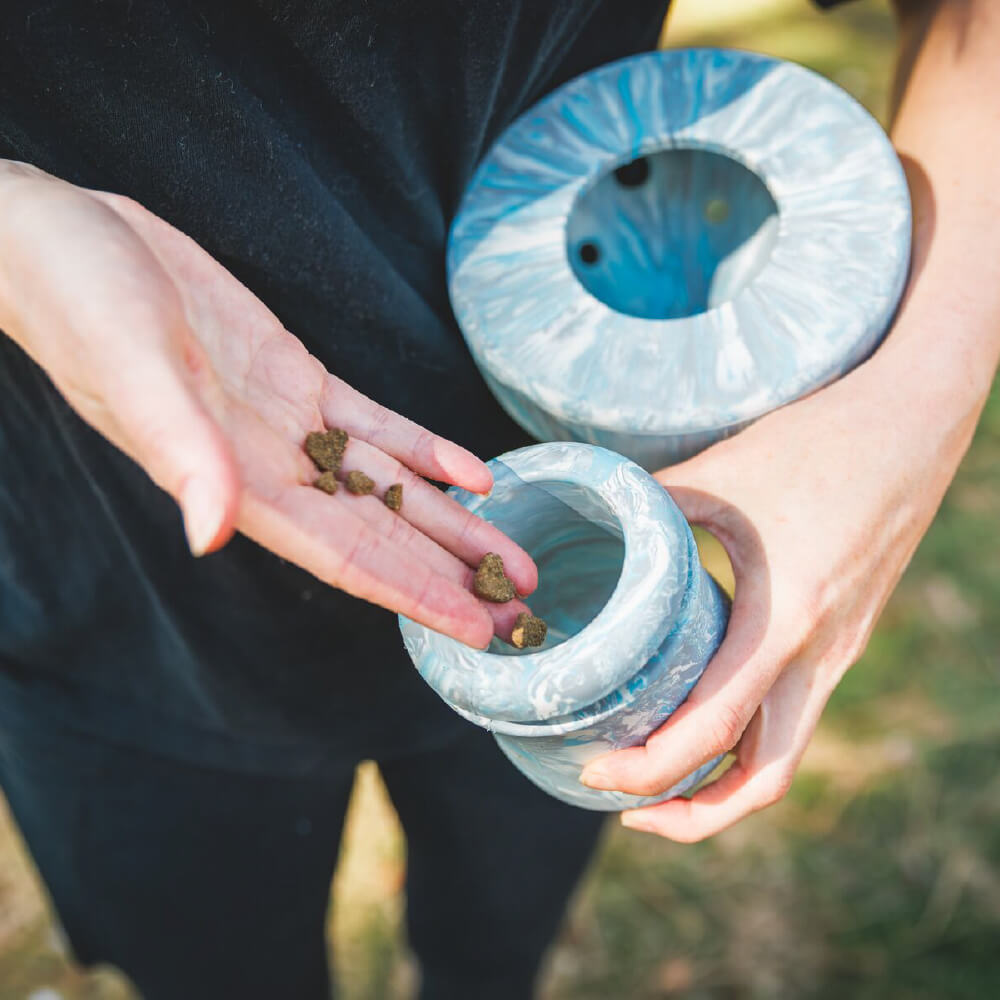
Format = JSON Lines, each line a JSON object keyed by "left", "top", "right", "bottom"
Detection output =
{"left": 448, "top": 48, "right": 912, "bottom": 469}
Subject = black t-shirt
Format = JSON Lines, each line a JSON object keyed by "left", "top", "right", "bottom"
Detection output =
{"left": 0, "top": 1, "right": 851, "bottom": 769}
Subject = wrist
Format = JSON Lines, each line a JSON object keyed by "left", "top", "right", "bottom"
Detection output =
{"left": 0, "top": 162, "right": 64, "bottom": 346}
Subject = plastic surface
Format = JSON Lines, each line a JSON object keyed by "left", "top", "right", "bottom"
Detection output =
{"left": 399, "top": 443, "right": 730, "bottom": 811}
{"left": 448, "top": 48, "right": 912, "bottom": 470}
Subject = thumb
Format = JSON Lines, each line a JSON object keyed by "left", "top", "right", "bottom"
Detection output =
{"left": 653, "top": 452, "right": 759, "bottom": 584}
{"left": 653, "top": 452, "right": 730, "bottom": 528}
{"left": 100, "top": 338, "right": 241, "bottom": 556}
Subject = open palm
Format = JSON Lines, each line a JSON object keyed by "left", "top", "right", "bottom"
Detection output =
{"left": 0, "top": 164, "right": 535, "bottom": 647}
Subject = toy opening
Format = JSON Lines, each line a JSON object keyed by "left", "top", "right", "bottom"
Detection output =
{"left": 566, "top": 146, "right": 779, "bottom": 320}
{"left": 475, "top": 477, "right": 626, "bottom": 658}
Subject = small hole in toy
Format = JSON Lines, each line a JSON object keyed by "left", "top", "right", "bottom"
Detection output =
{"left": 704, "top": 198, "right": 731, "bottom": 224}
{"left": 613, "top": 157, "right": 650, "bottom": 188}
{"left": 578, "top": 241, "right": 600, "bottom": 265}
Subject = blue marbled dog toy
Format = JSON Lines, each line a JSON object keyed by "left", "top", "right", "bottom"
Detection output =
{"left": 448, "top": 48, "right": 912, "bottom": 470}
{"left": 400, "top": 443, "right": 729, "bottom": 811}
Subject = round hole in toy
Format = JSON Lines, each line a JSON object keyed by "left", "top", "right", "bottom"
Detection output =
{"left": 566, "top": 147, "right": 779, "bottom": 321}
{"left": 613, "top": 156, "right": 650, "bottom": 188}
{"left": 577, "top": 240, "right": 601, "bottom": 266}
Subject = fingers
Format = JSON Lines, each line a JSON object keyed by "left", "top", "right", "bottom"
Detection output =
{"left": 580, "top": 566, "right": 780, "bottom": 798}
{"left": 319, "top": 472, "right": 535, "bottom": 641}
{"left": 618, "top": 756, "right": 781, "bottom": 843}
{"left": 578, "top": 695, "right": 753, "bottom": 799}
{"left": 335, "top": 436, "right": 538, "bottom": 596}
{"left": 618, "top": 657, "right": 827, "bottom": 842}
{"left": 240, "top": 482, "right": 498, "bottom": 648}
{"left": 320, "top": 376, "right": 494, "bottom": 495}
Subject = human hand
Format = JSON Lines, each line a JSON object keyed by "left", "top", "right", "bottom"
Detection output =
{"left": 576, "top": 0, "right": 1000, "bottom": 840}
{"left": 0, "top": 162, "right": 536, "bottom": 647}
{"left": 579, "top": 352, "right": 980, "bottom": 840}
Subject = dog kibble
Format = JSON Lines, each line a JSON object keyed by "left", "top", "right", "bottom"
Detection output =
{"left": 474, "top": 553, "right": 516, "bottom": 603}
{"left": 305, "top": 429, "right": 348, "bottom": 473}
{"left": 314, "top": 471, "right": 339, "bottom": 495}
{"left": 345, "top": 470, "right": 376, "bottom": 495}
{"left": 511, "top": 612, "right": 547, "bottom": 649}
{"left": 384, "top": 483, "right": 403, "bottom": 511}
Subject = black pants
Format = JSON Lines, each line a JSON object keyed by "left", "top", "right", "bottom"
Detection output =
{"left": 0, "top": 711, "right": 604, "bottom": 1000}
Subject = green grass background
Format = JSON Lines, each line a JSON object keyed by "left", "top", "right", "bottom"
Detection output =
{"left": 4, "top": 1, "right": 1000, "bottom": 997}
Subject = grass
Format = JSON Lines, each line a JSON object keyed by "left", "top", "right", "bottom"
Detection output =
{"left": 5, "top": 1, "right": 1000, "bottom": 998}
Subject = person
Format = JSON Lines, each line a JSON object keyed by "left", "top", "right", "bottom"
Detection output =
{"left": 0, "top": 0, "right": 988, "bottom": 997}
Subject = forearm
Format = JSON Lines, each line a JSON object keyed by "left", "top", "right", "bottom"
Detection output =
{"left": 864, "top": 0, "right": 1000, "bottom": 454}
{"left": 600, "top": 2, "right": 1000, "bottom": 838}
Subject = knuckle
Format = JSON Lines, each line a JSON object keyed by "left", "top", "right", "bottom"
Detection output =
{"left": 625, "top": 753, "right": 678, "bottom": 798}
{"left": 300, "top": 353, "right": 328, "bottom": 393}
{"left": 386, "top": 512, "right": 423, "bottom": 557}
{"left": 452, "top": 506, "right": 482, "bottom": 551}
{"left": 107, "top": 192, "right": 144, "bottom": 216}
{"left": 381, "top": 511, "right": 403, "bottom": 547}
{"left": 627, "top": 774, "right": 665, "bottom": 798}
{"left": 829, "top": 623, "right": 874, "bottom": 671}
{"left": 705, "top": 701, "right": 748, "bottom": 756}
{"left": 782, "top": 598, "right": 821, "bottom": 657}
{"left": 412, "top": 426, "right": 438, "bottom": 467}
{"left": 369, "top": 404, "right": 394, "bottom": 440}
{"left": 805, "top": 576, "right": 834, "bottom": 616}
{"left": 759, "top": 767, "right": 796, "bottom": 808}
{"left": 331, "top": 529, "right": 371, "bottom": 590}
{"left": 411, "top": 570, "right": 438, "bottom": 617}
{"left": 670, "top": 827, "right": 709, "bottom": 845}
{"left": 375, "top": 404, "right": 396, "bottom": 432}
{"left": 422, "top": 571, "right": 478, "bottom": 628}
{"left": 128, "top": 412, "right": 182, "bottom": 483}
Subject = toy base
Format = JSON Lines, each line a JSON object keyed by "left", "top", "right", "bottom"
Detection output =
{"left": 496, "top": 735, "right": 725, "bottom": 812}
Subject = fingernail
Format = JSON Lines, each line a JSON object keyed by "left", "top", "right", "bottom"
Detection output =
{"left": 580, "top": 766, "right": 617, "bottom": 791}
{"left": 182, "top": 478, "right": 226, "bottom": 556}
{"left": 621, "top": 813, "right": 655, "bottom": 834}
{"left": 436, "top": 442, "right": 492, "bottom": 494}
{"left": 475, "top": 465, "right": 494, "bottom": 496}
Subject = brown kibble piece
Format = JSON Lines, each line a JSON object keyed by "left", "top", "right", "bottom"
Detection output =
{"left": 511, "top": 612, "right": 547, "bottom": 649}
{"left": 345, "top": 470, "right": 376, "bottom": 495}
{"left": 384, "top": 483, "right": 403, "bottom": 511}
{"left": 474, "top": 552, "right": 516, "bottom": 603}
{"left": 305, "top": 428, "right": 348, "bottom": 472}
{"left": 314, "top": 471, "right": 339, "bottom": 495}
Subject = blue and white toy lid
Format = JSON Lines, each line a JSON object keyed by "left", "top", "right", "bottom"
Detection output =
{"left": 448, "top": 48, "right": 911, "bottom": 468}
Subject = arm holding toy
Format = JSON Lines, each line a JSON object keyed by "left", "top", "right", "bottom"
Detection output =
{"left": 581, "top": 0, "right": 1000, "bottom": 839}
